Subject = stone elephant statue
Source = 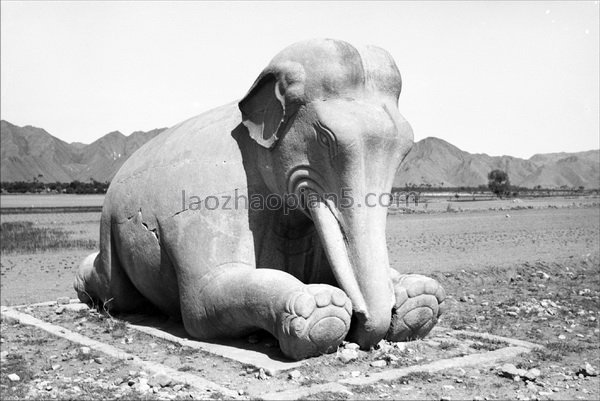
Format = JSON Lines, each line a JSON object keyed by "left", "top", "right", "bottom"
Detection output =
{"left": 74, "top": 38, "right": 445, "bottom": 360}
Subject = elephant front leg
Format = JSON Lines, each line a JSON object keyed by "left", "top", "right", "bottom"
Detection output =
{"left": 179, "top": 266, "right": 352, "bottom": 360}
{"left": 386, "top": 269, "right": 446, "bottom": 342}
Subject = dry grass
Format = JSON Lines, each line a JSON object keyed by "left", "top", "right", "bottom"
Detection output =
{"left": 0, "top": 221, "right": 97, "bottom": 254}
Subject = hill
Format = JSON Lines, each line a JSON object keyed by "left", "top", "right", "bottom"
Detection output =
{"left": 395, "top": 137, "right": 599, "bottom": 189}
{"left": 0, "top": 120, "right": 165, "bottom": 183}
{"left": 1, "top": 120, "right": 598, "bottom": 188}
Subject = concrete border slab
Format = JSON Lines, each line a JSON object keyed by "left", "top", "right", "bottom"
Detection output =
{"left": 4, "top": 301, "right": 544, "bottom": 401}
{"left": 338, "top": 345, "right": 532, "bottom": 386}
{"left": 260, "top": 382, "right": 353, "bottom": 401}
{"left": 21, "top": 300, "right": 304, "bottom": 374}
{"left": 126, "top": 321, "right": 303, "bottom": 375}
{"left": 0, "top": 306, "right": 239, "bottom": 399}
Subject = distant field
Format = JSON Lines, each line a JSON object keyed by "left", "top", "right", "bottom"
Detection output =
{"left": 2, "top": 193, "right": 598, "bottom": 211}
{"left": 1, "top": 204, "right": 598, "bottom": 305}
{"left": 387, "top": 207, "right": 600, "bottom": 274}
{"left": 0, "top": 194, "right": 105, "bottom": 208}
{"left": 398, "top": 194, "right": 600, "bottom": 212}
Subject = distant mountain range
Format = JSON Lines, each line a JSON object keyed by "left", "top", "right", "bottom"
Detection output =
{"left": 1, "top": 120, "right": 598, "bottom": 188}
{"left": 396, "top": 137, "right": 599, "bottom": 189}
{"left": 0, "top": 120, "right": 165, "bottom": 183}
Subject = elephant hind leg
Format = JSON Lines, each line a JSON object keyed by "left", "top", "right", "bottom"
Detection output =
{"left": 386, "top": 271, "right": 446, "bottom": 342}
{"left": 73, "top": 222, "right": 154, "bottom": 314}
{"left": 74, "top": 251, "right": 103, "bottom": 306}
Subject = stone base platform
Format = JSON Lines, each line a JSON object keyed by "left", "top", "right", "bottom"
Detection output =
{"left": 1, "top": 300, "right": 542, "bottom": 400}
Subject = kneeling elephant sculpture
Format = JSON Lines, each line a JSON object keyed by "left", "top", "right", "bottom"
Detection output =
{"left": 74, "top": 39, "right": 446, "bottom": 360}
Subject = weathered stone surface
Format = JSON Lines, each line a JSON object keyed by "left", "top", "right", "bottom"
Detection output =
{"left": 71, "top": 38, "right": 446, "bottom": 361}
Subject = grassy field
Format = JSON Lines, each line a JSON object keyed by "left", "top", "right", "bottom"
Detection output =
{"left": 0, "top": 221, "right": 96, "bottom": 254}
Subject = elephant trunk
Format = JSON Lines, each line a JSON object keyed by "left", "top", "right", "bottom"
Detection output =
{"left": 309, "top": 198, "right": 394, "bottom": 349}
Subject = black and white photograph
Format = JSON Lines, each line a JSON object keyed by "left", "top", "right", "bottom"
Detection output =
{"left": 1, "top": 1, "right": 598, "bottom": 400}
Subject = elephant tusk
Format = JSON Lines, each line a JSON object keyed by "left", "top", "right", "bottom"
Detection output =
{"left": 308, "top": 199, "right": 368, "bottom": 316}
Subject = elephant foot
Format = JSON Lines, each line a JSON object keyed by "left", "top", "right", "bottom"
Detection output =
{"left": 74, "top": 252, "right": 100, "bottom": 305}
{"left": 386, "top": 274, "right": 446, "bottom": 342}
{"left": 278, "top": 284, "right": 352, "bottom": 360}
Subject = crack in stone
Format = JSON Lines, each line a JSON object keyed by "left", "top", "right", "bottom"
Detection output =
{"left": 138, "top": 208, "right": 159, "bottom": 241}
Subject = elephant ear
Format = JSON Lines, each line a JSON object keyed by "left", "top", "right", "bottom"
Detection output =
{"left": 239, "top": 74, "right": 284, "bottom": 148}
{"left": 239, "top": 63, "right": 305, "bottom": 148}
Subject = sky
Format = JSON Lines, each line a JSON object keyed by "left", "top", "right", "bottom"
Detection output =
{"left": 1, "top": 1, "right": 598, "bottom": 159}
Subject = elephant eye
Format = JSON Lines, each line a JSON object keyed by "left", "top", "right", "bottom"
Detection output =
{"left": 314, "top": 122, "right": 338, "bottom": 158}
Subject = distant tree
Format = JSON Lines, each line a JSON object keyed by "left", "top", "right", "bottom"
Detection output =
{"left": 488, "top": 169, "right": 510, "bottom": 198}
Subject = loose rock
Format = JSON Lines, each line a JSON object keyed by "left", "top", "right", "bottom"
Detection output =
{"left": 7, "top": 373, "right": 20, "bottom": 382}
{"left": 56, "top": 297, "right": 70, "bottom": 305}
{"left": 257, "top": 368, "right": 268, "bottom": 380}
{"left": 338, "top": 348, "right": 359, "bottom": 363}
{"left": 499, "top": 363, "right": 527, "bottom": 380}
{"left": 80, "top": 346, "right": 91, "bottom": 355}
{"left": 577, "top": 362, "right": 598, "bottom": 377}
{"left": 345, "top": 342, "right": 360, "bottom": 350}
{"left": 288, "top": 370, "right": 302, "bottom": 380}
{"left": 149, "top": 372, "right": 172, "bottom": 387}
{"left": 525, "top": 368, "right": 541, "bottom": 381}
{"left": 376, "top": 339, "right": 392, "bottom": 352}
{"left": 370, "top": 360, "right": 387, "bottom": 368}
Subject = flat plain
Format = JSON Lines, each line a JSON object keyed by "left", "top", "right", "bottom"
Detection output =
{"left": 1, "top": 197, "right": 598, "bottom": 399}
{"left": 0, "top": 194, "right": 105, "bottom": 208}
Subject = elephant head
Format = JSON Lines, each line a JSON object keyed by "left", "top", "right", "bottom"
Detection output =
{"left": 238, "top": 39, "right": 414, "bottom": 349}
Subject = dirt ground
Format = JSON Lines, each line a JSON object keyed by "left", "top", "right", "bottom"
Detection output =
{"left": 1, "top": 202, "right": 599, "bottom": 399}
